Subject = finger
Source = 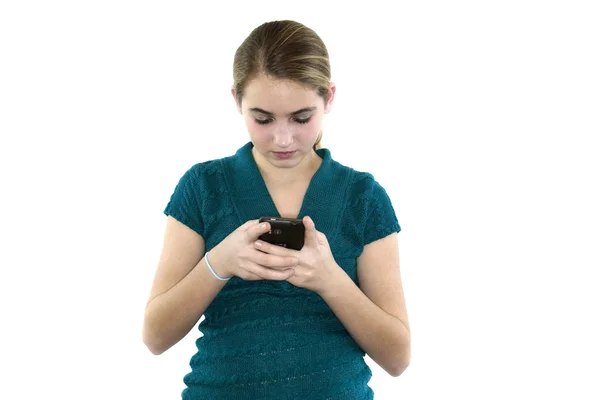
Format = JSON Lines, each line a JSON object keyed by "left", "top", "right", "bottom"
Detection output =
{"left": 237, "top": 269, "right": 263, "bottom": 281}
{"left": 316, "top": 231, "right": 328, "bottom": 246}
{"left": 239, "top": 219, "right": 259, "bottom": 231}
{"left": 303, "top": 216, "right": 319, "bottom": 245}
{"left": 245, "top": 262, "right": 295, "bottom": 281}
{"left": 254, "top": 240, "right": 296, "bottom": 257}
{"left": 252, "top": 250, "right": 298, "bottom": 270}
{"left": 245, "top": 221, "right": 271, "bottom": 241}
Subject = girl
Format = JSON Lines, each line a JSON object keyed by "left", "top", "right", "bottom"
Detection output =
{"left": 143, "top": 19, "right": 410, "bottom": 399}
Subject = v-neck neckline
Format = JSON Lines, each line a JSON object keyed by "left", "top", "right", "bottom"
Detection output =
{"left": 247, "top": 143, "right": 327, "bottom": 219}
{"left": 222, "top": 141, "right": 349, "bottom": 236}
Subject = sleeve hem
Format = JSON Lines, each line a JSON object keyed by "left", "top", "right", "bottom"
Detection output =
{"left": 363, "top": 222, "right": 400, "bottom": 246}
{"left": 164, "top": 208, "right": 204, "bottom": 237}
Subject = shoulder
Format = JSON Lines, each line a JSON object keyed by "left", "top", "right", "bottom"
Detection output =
{"left": 323, "top": 151, "right": 395, "bottom": 209}
{"left": 334, "top": 157, "right": 398, "bottom": 220}
{"left": 178, "top": 156, "right": 227, "bottom": 185}
{"left": 324, "top": 150, "right": 376, "bottom": 189}
{"left": 339, "top": 163, "right": 383, "bottom": 199}
{"left": 165, "top": 158, "right": 227, "bottom": 210}
{"left": 349, "top": 171, "right": 395, "bottom": 225}
{"left": 186, "top": 157, "right": 222, "bottom": 176}
{"left": 324, "top": 149, "right": 375, "bottom": 184}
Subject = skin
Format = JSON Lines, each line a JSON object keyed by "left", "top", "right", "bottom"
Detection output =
{"left": 232, "top": 74, "right": 335, "bottom": 185}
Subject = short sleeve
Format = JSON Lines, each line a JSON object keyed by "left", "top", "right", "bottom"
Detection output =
{"left": 163, "top": 165, "right": 204, "bottom": 237}
{"left": 363, "top": 178, "right": 401, "bottom": 246}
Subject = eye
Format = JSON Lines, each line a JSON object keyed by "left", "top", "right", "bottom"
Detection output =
{"left": 254, "top": 117, "right": 311, "bottom": 125}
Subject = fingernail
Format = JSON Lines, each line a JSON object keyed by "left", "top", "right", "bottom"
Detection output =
{"left": 255, "top": 240, "right": 262, "bottom": 247}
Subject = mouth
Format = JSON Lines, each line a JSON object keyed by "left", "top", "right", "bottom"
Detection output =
{"left": 273, "top": 151, "right": 296, "bottom": 159}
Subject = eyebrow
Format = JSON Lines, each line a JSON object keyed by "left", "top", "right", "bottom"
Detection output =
{"left": 248, "top": 106, "right": 317, "bottom": 116}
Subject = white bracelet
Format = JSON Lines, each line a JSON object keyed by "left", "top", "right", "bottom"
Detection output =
{"left": 205, "top": 251, "right": 230, "bottom": 281}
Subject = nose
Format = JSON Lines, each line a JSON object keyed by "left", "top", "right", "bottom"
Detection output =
{"left": 273, "top": 127, "right": 294, "bottom": 148}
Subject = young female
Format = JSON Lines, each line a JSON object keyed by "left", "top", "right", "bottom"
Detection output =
{"left": 143, "top": 19, "right": 410, "bottom": 399}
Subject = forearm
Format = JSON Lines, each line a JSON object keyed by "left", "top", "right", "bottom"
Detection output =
{"left": 318, "top": 267, "right": 411, "bottom": 377}
{"left": 143, "top": 256, "right": 227, "bottom": 355}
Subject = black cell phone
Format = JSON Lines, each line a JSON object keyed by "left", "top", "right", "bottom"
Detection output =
{"left": 258, "top": 217, "right": 305, "bottom": 250}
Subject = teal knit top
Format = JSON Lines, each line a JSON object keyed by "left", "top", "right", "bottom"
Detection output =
{"left": 164, "top": 141, "right": 401, "bottom": 400}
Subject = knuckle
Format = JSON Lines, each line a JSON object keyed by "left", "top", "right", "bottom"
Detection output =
{"left": 271, "top": 255, "right": 286, "bottom": 269}
{"left": 245, "top": 273, "right": 259, "bottom": 281}
{"left": 258, "top": 253, "right": 270, "bottom": 266}
{"left": 281, "top": 257, "right": 295, "bottom": 269}
{"left": 267, "top": 258, "right": 282, "bottom": 269}
{"left": 273, "top": 271, "right": 288, "bottom": 281}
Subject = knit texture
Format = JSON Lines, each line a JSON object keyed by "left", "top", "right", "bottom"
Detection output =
{"left": 164, "top": 142, "right": 401, "bottom": 400}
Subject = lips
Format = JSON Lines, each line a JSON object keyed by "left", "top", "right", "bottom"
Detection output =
{"left": 273, "top": 151, "right": 296, "bottom": 159}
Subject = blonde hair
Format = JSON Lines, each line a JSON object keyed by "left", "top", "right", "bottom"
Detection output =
{"left": 233, "top": 20, "right": 331, "bottom": 150}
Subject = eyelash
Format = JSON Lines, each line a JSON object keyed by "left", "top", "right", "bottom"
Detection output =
{"left": 254, "top": 118, "right": 311, "bottom": 125}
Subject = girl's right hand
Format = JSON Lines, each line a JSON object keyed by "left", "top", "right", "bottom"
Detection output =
{"left": 207, "top": 220, "right": 298, "bottom": 281}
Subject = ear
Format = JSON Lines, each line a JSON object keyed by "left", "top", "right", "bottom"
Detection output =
{"left": 231, "top": 87, "right": 242, "bottom": 114}
{"left": 324, "top": 82, "right": 336, "bottom": 114}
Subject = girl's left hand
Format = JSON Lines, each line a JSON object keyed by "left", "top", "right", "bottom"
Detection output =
{"left": 253, "top": 216, "right": 342, "bottom": 295}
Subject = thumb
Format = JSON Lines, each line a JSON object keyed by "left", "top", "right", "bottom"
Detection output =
{"left": 239, "top": 219, "right": 259, "bottom": 231}
{"left": 303, "top": 216, "right": 319, "bottom": 244}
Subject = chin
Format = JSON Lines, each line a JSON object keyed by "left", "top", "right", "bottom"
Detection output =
{"left": 270, "top": 155, "right": 298, "bottom": 165}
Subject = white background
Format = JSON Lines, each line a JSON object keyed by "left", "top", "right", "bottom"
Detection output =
{"left": 1, "top": 1, "right": 599, "bottom": 399}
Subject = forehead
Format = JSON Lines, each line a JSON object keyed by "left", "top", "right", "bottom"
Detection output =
{"left": 243, "top": 75, "right": 321, "bottom": 113}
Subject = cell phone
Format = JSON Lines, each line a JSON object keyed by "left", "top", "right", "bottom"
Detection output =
{"left": 258, "top": 217, "right": 305, "bottom": 250}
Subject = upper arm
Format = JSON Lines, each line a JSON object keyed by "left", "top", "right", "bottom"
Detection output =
{"left": 357, "top": 233, "right": 409, "bottom": 331}
{"left": 145, "top": 215, "right": 205, "bottom": 307}
{"left": 357, "top": 174, "right": 407, "bottom": 329}
{"left": 147, "top": 164, "right": 206, "bottom": 306}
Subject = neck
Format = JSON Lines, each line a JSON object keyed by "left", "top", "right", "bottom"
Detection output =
{"left": 253, "top": 148, "right": 320, "bottom": 186}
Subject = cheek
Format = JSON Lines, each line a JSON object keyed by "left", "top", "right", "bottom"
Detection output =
{"left": 245, "top": 118, "right": 267, "bottom": 136}
{"left": 245, "top": 121, "right": 275, "bottom": 149}
{"left": 298, "top": 117, "right": 321, "bottom": 137}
